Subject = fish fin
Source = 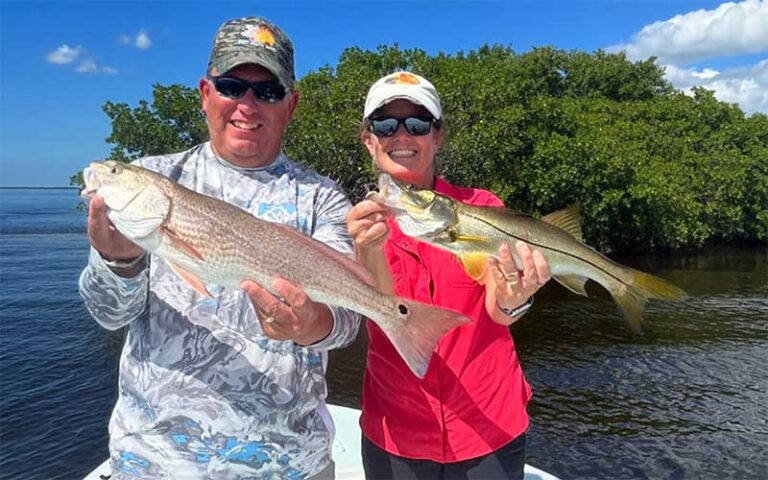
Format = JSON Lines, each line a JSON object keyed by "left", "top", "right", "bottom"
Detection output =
{"left": 541, "top": 204, "right": 583, "bottom": 241}
{"left": 612, "top": 270, "right": 688, "bottom": 333}
{"left": 162, "top": 227, "right": 205, "bottom": 261}
{"left": 380, "top": 300, "right": 471, "bottom": 378}
{"left": 167, "top": 261, "right": 213, "bottom": 298}
{"left": 554, "top": 274, "right": 590, "bottom": 297}
{"left": 455, "top": 234, "right": 488, "bottom": 243}
{"left": 458, "top": 252, "right": 489, "bottom": 281}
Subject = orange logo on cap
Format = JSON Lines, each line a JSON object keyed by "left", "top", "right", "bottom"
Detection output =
{"left": 245, "top": 24, "right": 276, "bottom": 47}
{"left": 385, "top": 72, "right": 420, "bottom": 85}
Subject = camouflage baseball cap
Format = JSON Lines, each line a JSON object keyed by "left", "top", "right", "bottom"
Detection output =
{"left": 207, "top": 17, "right": 295, "bottom": 89}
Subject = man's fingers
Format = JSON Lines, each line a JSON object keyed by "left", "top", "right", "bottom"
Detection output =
{"left": 87, "top": 196, "right": 109, "bottom": 233}
{"left": 272, "top": 278, "right": 305, "bottom": 310}
{"left": 241, "top": 280, "right": 276, "bottom": 312}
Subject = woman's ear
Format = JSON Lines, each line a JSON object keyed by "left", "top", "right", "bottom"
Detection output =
{"left": 433, "top": 127, "right": 445, "bottom": 148}
{"left": 362, "top": 130, "right": 377, "bottom": 156}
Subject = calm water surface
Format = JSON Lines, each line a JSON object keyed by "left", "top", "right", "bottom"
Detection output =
{"left": 1, "top": 188, "right": 766, "bottom": 479}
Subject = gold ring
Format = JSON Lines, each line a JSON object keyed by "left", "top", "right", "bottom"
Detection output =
{"left": 264, "top": 315, "right": 275, "bottom": 324}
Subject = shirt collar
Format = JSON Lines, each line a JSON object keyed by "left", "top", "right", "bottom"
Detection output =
{"left": 206, "top": 142, "right": 288, "bottom": 174}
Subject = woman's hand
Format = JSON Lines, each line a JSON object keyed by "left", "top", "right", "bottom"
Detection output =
{"left": 486, "top": 241, "right": 551, "bottom": 325}
{"left": 346, "top": 196, "right": 395, "bottom": 295}
{"left": 346, "top": 197, "right": 391, "bottom": 252}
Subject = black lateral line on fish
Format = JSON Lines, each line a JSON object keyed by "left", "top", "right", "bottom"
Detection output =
{"left": 460, "top": 210, "right": 629, "bottom": 287}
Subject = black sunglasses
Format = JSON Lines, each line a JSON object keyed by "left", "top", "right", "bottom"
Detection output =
{"left": 207, "top": 75, "right": 289, "bottom": 103}
{"left": 368, "top": 116, "right": 440, "bottom": 138}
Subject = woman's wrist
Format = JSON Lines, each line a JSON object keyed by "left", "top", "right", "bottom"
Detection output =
{"left": 497, "top": 296, "right": 534, "bottom": 318}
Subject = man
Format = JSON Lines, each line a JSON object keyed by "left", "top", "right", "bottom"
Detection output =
{"left": 80, "top": 17, "right": 358, "bottom": 479}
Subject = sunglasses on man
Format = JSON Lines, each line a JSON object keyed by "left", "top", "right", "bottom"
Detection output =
{"left": 207, "top": 75, "right": 289, "bottom": 103}
{"left": 368, "top": 116, "right": 440, "bottom": 138}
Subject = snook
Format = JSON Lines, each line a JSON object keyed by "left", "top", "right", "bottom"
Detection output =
{"left": 377, "top": 174, "right": 687, "bottom": 332}
{"left": 81, "top": 161, "right": 469, "bottom": 378}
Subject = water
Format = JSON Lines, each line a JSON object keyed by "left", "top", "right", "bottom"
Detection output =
{"left": 1, "top": 188, "right": 766, "bottom": 480}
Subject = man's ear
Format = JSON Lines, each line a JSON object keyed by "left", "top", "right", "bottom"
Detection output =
{"left": 198, "top": 77, "right": 211, "bottom": 114}
{"left": 287, "top": 90, "right": 300, "bottom": 119}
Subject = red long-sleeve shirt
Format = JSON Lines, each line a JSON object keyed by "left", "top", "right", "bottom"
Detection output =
{"left": 360, "top": 177, "right": 532, "bottom": 462}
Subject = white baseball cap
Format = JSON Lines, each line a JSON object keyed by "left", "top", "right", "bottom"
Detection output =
{"left": 363, "top": 71, "right": 442, "bottom": 120}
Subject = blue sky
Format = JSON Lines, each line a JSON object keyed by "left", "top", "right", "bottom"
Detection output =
{"left": 1, "top": 0, "right": 765, "bottom": 186}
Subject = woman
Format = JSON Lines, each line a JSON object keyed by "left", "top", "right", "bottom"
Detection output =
{"left": 347, "top": 71, "right": 552, "bottom": 479}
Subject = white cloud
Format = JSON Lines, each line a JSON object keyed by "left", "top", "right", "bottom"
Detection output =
{"left": 74, "top": 58, "right": 118, "bottom": 75}
{"left": 46, "top": 44, "right": 85, "bottom": 64}
{"left": 609, "top": 0, "right": 768, "bottom": 64}
{"left": 663, "top": 61, "right": 768, "bottom": 114}
{"left": 607, "top": 1, "right": 768, "bottom": 114}
{"left": 47, "top": 43, "right": 117, "bottom": 75}
{"left": 119, "top": 29, "right": 152, "bottom": 50}
{"left": 135, "top": 30, "right": 152, "bottom": 50}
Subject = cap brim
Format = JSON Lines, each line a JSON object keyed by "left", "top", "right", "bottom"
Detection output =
{"left": 364, "top": 91, "right": 441, "bottom": 120}
{"left": 213, "top": 53, "right": 292, "bottom": 88}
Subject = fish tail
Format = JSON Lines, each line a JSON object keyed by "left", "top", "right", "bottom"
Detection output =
{"left": 611, "top": 270, "right": 688, "bottom": 333}
{"left": 380, "top": 301, "right": 471, "bottom": 378}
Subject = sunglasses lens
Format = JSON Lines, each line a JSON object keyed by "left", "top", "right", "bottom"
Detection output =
{"left": 212, "top": 77, "right": 287, "bottom": 103}
{"left": 370, "top": 117, "right": 434, "bottom": 137}
{"left": 252, "top": 82, "right": 287, "bottom": 103}
{"left": 404, "top": 117, "right": 432, "bottom": 136}
{"left": 371, "top": 118, "right": 401, "bottom": 137}
{"left": 213, "top": 77, "right": 249, "bottom": 98}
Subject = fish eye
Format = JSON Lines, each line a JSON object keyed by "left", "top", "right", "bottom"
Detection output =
{"left": 110, "top": 165, "right": 122, "bottom": 175}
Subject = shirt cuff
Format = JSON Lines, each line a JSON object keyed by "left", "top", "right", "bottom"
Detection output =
{"left": 88, "top": 247, "right": 147, "bottom": 285}
{"left": 307, "top": 306, "right": 359, "bottom": 351}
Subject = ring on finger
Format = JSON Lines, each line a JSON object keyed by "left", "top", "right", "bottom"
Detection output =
{"left": 502, "top": 269, "right": 520, "bottom": 287}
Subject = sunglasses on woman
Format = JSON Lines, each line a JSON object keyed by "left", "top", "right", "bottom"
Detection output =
{"left": 368, "top": 116, "right": 440, "bottom": 138}
{"left": 207, "top": 75, "right": 289, "bottom": 103}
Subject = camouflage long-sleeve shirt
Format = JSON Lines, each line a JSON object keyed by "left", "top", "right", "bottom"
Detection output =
{"left": 79, "top": 143, "right": 360, "bottom": 479}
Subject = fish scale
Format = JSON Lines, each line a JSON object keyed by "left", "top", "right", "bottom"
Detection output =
{"left": 82, "top": 161, "right": 471, "bottom": 378}
{"left": 378, "top": 173, "right": 688, "bottom": 333}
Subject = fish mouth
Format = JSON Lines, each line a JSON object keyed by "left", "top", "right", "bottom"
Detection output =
{"left": 80, "top": 166, "right": 102, "bottom": 199}
{"left": 377, "top": 174, "right": 452, "bottom": 238}
{"left": 378, "top": 174, "right": 433, "bottom": 211}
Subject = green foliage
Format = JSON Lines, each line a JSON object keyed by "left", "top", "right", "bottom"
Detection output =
{"left": 88, "top": 45, "right": 768, "bottom": 252}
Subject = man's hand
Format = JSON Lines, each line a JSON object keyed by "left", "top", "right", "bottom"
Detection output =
{"left": 486, "top": 241, "right": 551, "bottom": 325}
{"left": 242, "top": 278, "right": 333, "bottom": 346}
{"left": 87, "top": 196, "right": 144, "bottom": 261}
